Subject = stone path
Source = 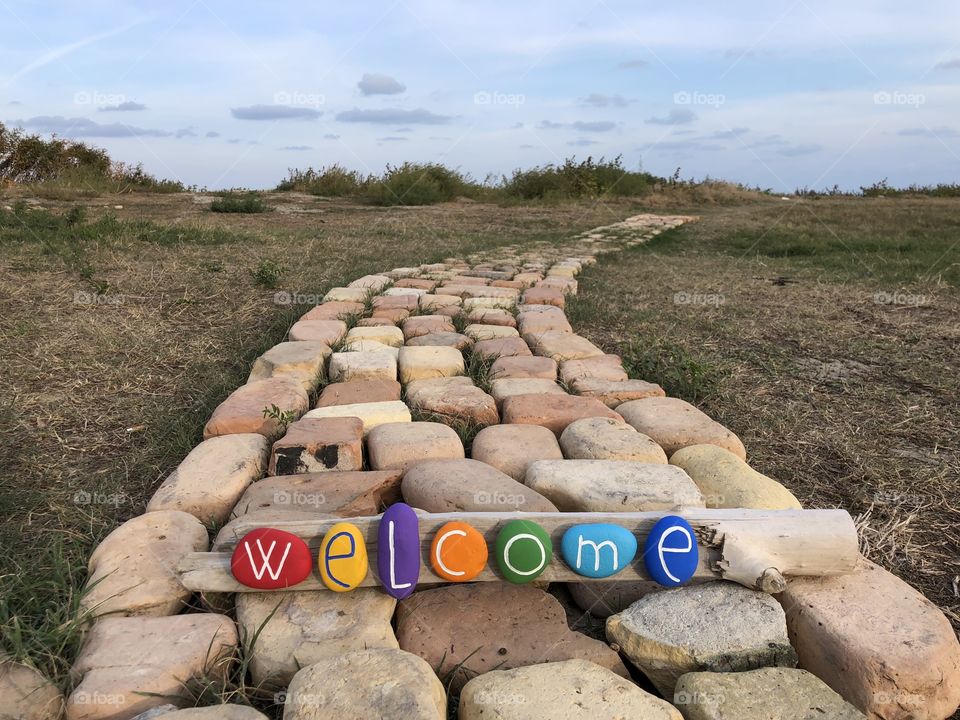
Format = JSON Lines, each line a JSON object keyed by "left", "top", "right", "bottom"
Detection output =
{"left": 4, "top": 213, "right": 959, "bottom": 720}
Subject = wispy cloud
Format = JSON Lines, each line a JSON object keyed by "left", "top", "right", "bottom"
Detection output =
{"left": 336, "top": 108, "right": 452, "bottom": 124}
{"left": 231, "top": 104, "right": 323, "bottom": 120}
{"left": 357, "top": 73, "right": 406, "bottom": 95}
{"left": 536, "top": 120, "right": 563, "bottom": 129}
{"left": 616, "top": 59, "right": 648, "bottom": 69}
{"left": 935, "top": 58, "right": 960, "bottom": 70}
{"left": 16, "top": 115, "right": 171, "bottom": 138}
{"left": 778, "top": 143, "right": 822, "bottom": 157}
{"left": 645, "top": 109, "right": 697, "bottom": 125}
{"left": 99, "top": 101, "right": 147, "bottom": 112}
{"left": 581, "top": 93, "right": 629, "bottom": 108}
{"left": 897, "top": 126, "right": 959, "bottom": 138}
{"left": 572, "top": 120, "right": 616, "bottom": 132}
{"left": 281, "top": 145, "right": 313, "bottom": 150}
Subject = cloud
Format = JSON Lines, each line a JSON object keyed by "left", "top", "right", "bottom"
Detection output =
{"left": 175, "top": 128, "right": 197, "bottom": 138}
{"left": 709, "top": 127, "right": 750, "bottom": 139}
{"left": 510, "top": 122, "right": 524, "bottom": 129}
{"left": 98, "top": 101, "right": 147, "bottom": 112}
{"left": 357, "top": 73, "right": 406, "bottom": 95}
{"left": 323, "top": 133, "right": 340, "bottom": 139}
{"left": 520, "top": 143, "right": 536, "bottom": 148}
{"left": 649, "top": 139, "right": 723, "bottom": 153}
{"left": 568, "top": 138, "right": 599, "bottom": 146}
{"left": 748, "top": 134, "right": 789, "bottom": 148}
{"left": 536, "top": 120, "right": 563, "bottom": 129}
{"left": 335, "top": 107, "right": 452, "bottom": 124}
{"left": 572, "top": 120, "right": 616, "bottom": 132}
{"left": 935, "top": 58, "right": 960, "bottom": 70}
{"left": 227, "top": 138, "right": 242, "bottom": 144}
{"left": 378, "top": 136, "right": 408, "bottom": 142}
{"left": 16, "top": 115, "right": 170, "bottom": 137}
{"left": 897, "top": 126, "right": 959, "bottom": 138}
{"left": 616, "top": 59, "right": 647, "bottom": 69}
{"left": 206, "top": 131, "right": 221, "bottom": 138}
{"left": 777, "top": 143, "right": 822, "bottom": 157}
{"left": 645, "top": 109, "right": 696, "bottom": 125}
{"left": 281, "top": 145, "right": 313, "bottom": 150}
{"left": 581, "top": 93, "right": 629, "bottom": 108}
{"left": 394, "top": 127, "right": 412, "bottom": 133}
{"left": 230, "top": 104, "right": 322, "bottom": 120}
{"left": 8, "top": 100, "right": 23, "bottom": 106}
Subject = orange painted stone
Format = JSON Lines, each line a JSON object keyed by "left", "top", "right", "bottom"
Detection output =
{"left": 430, "top": 521, "right": 489, "bottom": 582}
{"left": 318, "top": 522, "right": 368, "bottom": 592}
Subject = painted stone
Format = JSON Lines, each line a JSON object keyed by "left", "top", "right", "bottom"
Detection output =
{"left": 230, "top": 527, "right": 312, "bottom": 590}
{"left": 377, "top": 503, "right": 420, "bottom": 599}
{"left": 643, "top": 515, "right": 698, "bottom": 587}
{"left": 319, "top": 522, "right": 368, "bottom": 592}
{"left": 561, "top": 523, "right": 637, "bottom": 579}
{"left": 430, "top": 521, "right": 488, "bottom": 582}
{"left": 495, "top": 519, "right": 553, "bottom": 584}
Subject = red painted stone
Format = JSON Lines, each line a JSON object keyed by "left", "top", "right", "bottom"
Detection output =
{"left": 230, "top": 528, "right": 313, "bottom": 589}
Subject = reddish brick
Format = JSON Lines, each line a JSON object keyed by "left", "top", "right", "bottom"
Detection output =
{"left": 501, "top": 393, "right": 622, "bottom": 436}
{"left": 489, "top": 355, "right": 558, "bottom": 380}
{"left": 299, "top": 301, "right": 365, "bottom": 321}
{"left": 268, "top": 416, "right": 363, "bottom": 475}
{"left": 316, "top": 380, "right": 401, "bottom": 408}
{"left": 473, "top": 336, "right": 532, "bottom": 360}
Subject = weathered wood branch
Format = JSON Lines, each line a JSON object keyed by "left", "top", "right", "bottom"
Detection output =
{"left": 178, "top": 508, "right": 858, "bottom": 594}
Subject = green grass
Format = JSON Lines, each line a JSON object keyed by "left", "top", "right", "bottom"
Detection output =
{"left": 210, "top": 192, "right": 271, "bottom": 213}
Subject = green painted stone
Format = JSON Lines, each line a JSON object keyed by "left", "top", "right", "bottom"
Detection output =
{"left": 494, "top": 519, "right": 553, "bottom": 584}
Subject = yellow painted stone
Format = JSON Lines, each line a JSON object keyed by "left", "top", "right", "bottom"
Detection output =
{"left": 318, "top": 522, "right": 368, "bottom": 592}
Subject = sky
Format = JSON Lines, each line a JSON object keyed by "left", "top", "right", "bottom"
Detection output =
{"left": 2, "top": 0, "right": 959, "bottom": 191}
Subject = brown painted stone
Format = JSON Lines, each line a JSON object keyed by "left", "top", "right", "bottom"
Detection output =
{"left": 489, "top": 355, "right": 558, "bottom": 380}
{"left": 470, "top": 423, "right": 564, "bottom": 481}
{"left": 778, "top": 557, "right": 960, "bottom": 719}
{"left": 146, "top": 433, "right": 269, "bottom": 523}
{"left": 405, "top": 331, "right": 474, "bottom": 350}
{"left": 268, "top": 416, "right": 363, "bottom": 475}
{"left": 232, "top": 469, "right": 403, "bottom": 518}
{"left": 618, "top": 397, "right": 746, "bottom": 460}
{"left": 501, "top": 394, "right": 622, "bottom": 436}
{"left": 203, "top": 378, "right": 308, "bottom": 441}
{"left": 572, "top": 378, "right": 665, "bottom": 407}
{"left": 522, "top": 286, "right": 566, "bottom": 308}
{"left": 465, "top": 308, "right": 517, "bottom": 327}
{"left": 367, "top": 421, "right": 465, "bottom": 472}
{"left": 396, "top": 584, "right": 627, "bottom": 691}
{"left": 401, "top": 458, "right": 556, "bottom": 512}
{"left": 473, "top": 336, "right": 532, "bottom": 360}
{"left": 247, "top": 341, "right": 331, "bottom": 392}
{"left": 559, "top": 355, "right": 628, "bottom": 384}
{"left": 402, "top": 314, "right": 456, "bottom": 340}
{"left": 526, "top": 332, "right": 603, "bottom": 362}
{"left": 0, "top": 658, "right": 64, "bottom": 720}
{"left": 299, "top": 302, "right": 365, "bottom": 321}
{"left": 66, "top": 614, "right": 237, "bottom": 720}
{"left": 287, "top": 319, "right": 348, "bottom": 345}
{"left": 82, "top": 511, "right": 207, "bottom": 619}
{"left": 406, "top": 377, "right": 499, "bottom": 427}
{"left": 316, "top": 379, "right": 401, "bottom": 407}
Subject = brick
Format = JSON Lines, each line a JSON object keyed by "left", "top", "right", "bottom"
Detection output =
{"left": 233, "top": 469, "right": 403, "bottom": 517}
{"left": 406, "top": 377, "right": 499, "bottom": 427}
{"left": 348, "top": 274, "right": 391, "bottom": 291}
{"left": 405, "top": 332, "right": 474, "bottom": 350}
{"left": 367, "top": 421, "right": 465, "bottom": 472}
{"left": 470, "top": 424, "right": 563, "bottom": 481}
{"left": 464, "top": 324, "right": 519, "bottom": 341}
{"left": 618, "top": 397, "right": 746, "bottom": 459}
{"left": 394, "top": 277, "right": 437, "bottom": 291}
{"left": 526, "top": 332, "right": 604, "bottom": 362}
{"left": 489, "top": 355, "right": 558, "bottom": 380}
{"left": 248, "top": 341, "right": 331, "bottom": 392}
{"left": 572, "top": 378, "right": 665, "bottom": 407}
{"left": 203, "top": 378, "right": 308, "bottom": 441}
{"left": 559, "top": 355, "right": 627, "bottom": 385}
{"left": 501, "top": 394, "right": 621, "bottom": 436}
{"left": 299, "top": 301, "right": 365, "bottom": 321}
{"left": 345, "top": 325, "right": 404, "bottom": 347}
{"left": 324, "top": 287, "right": 368, "bottom": 303}
{"left": 397, "top": 346, "right": 464, "bottom": 384}
{"left": 316, "top": 379, "right": 401, "bottom": 407}
{"left": 465, "top": 308, "right": 516, "bottom": 327}
{"left": 288, "top": 319, "right": 348, "bottom": 345}
{"left": 490, "top": 378, "right": 566, "bottom": 409}
{"left": 304, "top": 400, "right": 411, "bottom": 437}
{"left": 522, "top": 286, "right": 566, "bottom": 308}
{"left": 328, "top": 352, "right": 397, "bottom": 383}
{"left": 473, "top": 336, "right": 532, "bottom": 361}
{"left": 402, "top": 315, "right": 455, "bottom": 340}
{"left": 268, "top": 416, "right": 363, "bottom": 475}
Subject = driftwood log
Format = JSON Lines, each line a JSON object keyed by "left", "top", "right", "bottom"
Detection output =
{"left": 178, "top": 508, "right": 858, "bottom": 595}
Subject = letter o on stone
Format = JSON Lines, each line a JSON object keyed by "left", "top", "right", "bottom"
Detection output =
{"left": 494, "top": 519, "right": 552, "bottom": 584}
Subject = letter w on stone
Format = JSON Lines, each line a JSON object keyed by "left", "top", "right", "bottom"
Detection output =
{"left": 243, "top": 538, "right": 292, "bottom": 581}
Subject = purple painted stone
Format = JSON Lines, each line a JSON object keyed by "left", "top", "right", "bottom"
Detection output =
{"left": 377, "top": 502, "right": 420, "bottom": 599}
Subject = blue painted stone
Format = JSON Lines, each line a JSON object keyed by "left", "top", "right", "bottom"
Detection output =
{"left": 377, "top": 502, "right": 420, "bottom": 599}
{"left": 560, "top": 524, "right": 637, "bottom": 578}
{"left": 643, "top": 515, "right": 699, "bottom": 587}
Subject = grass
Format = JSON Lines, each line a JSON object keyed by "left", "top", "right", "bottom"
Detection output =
{"left": 0, "top": 189, "right": 638, "bottom": 703}
{"left": 567, "top": 195, "right": 960, "bottom": 633}
{"left": 211, "top": 192, "right": 271, "bottom": 214}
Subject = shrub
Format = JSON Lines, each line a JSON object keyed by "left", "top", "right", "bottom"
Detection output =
{"left": 276, "top": 164, "right": 368, "bottom": 196}
{"left": 501, "top": 155, "right": 661, "bottom": 200}
{"left": 210, "top": 192, "right": 270, "bottom": 213}
{"left": 251, "top": 259, "right": 283, "bottom": 288}
{"left": 365, "top": 162, "right": 473, "bottom": 206}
